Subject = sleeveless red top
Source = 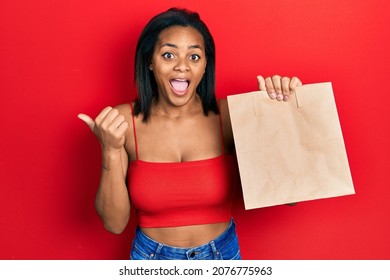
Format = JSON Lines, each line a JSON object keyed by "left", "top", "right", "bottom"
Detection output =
{"left": 127, "top": 105, "right": 238, "bottom": 228}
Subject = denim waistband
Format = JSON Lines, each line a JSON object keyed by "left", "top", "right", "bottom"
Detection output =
{"left": 132, "top": 219, "right": 238, "bottom": 260}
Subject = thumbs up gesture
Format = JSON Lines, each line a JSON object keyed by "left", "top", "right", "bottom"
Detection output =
{"left": 78, "top": 106, "right": 129, "bottom": 152}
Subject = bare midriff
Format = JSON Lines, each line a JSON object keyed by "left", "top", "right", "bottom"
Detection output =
{"left": 140, "top": 221, "right": 230, "bottom": 247}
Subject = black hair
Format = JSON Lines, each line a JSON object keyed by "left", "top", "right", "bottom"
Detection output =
{"left": 133, "top": 7, "right": 218, "bottom": 122}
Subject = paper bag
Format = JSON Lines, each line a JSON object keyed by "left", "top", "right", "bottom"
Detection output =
{"left": 227, "top": 82, "right": 355, "bottom": 210}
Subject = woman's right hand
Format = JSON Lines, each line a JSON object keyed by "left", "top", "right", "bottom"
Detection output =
{"left": 78, "top": 106, "right": 129, "bottom": 152}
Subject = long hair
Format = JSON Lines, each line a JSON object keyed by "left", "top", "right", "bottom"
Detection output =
{"left": 133, "top": 8, "right": 218, "bottom": 122}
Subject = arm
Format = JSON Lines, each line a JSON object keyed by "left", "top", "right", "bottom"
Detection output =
{"left": 95, "top": 146, "right": 130, "bottom": 234}
{"left": 78, "top": 106, "right": 131, "bottom": 234}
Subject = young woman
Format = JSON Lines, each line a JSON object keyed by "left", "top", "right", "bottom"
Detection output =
{"left": 78, "top": 8, "right": 302, "bottom": 260}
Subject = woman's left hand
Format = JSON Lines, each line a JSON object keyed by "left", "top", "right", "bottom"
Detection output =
{"left": 257, "top": 75, "right": 302, "bottom": 101}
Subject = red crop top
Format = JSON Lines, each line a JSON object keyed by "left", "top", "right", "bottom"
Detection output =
{"left": 127, "top": 105, "right": 238, "bottom": 228}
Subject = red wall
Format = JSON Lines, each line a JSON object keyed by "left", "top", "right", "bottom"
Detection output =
{"left": 1, "top": 0, "right": 389, "bottom": 259}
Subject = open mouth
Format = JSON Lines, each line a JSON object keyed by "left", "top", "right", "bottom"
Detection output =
{"left": 170, "top": 79, "right": 189, "bottom": 95}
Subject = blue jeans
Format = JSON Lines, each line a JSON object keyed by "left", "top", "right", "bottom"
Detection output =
{"left": 130, "top": 219, "right": 241, "bottom": 260}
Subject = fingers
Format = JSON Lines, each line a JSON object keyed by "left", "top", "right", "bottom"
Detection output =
{"left": 106, "top": 112, "right": 129, "bottom": 137}
{"left": 264, "top": 76, "right": 278, "bottom": 100}
{"left": 272, "top": 75, "right": 284, "bottom": 101}
{"left": 78, "top": 106, "right": 113, "bottom": 133}
{"left": 258, "top": 75, "right": 302, "bottom": 102}
{"left": 116, "top": 118, "right": 129, "bottom": 136}
{"left": 95, "top": 106, "right": 114, "bottom": 126}
{"left": 100, "top": 109, "right": 129, "bottom": 150}
{"left": 99, "top": 107, "right": 119, "bottom": 129}
{"left": 257, "top": 75, "right": 266, "bottom": 91}
{"left": 78, "top": 106, "right": 129, "bottom": 150}
{"left": 98, "top": 107, "right": 129, "bottom": 136}
{"left": 281, "top": 77, "right": 291, "bottom": 100}
{"left": 289, "top": 76, "right": 303, "bottom": 95}
{"left": 78, "top": 113, "right": 95, "bottom": 131}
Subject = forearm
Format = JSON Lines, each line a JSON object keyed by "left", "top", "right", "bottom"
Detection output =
{"left": 95, "top": 149, "right": 130, "bottom": 234}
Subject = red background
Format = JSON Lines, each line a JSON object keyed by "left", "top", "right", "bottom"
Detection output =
{"left": 1, "top": 0, "right": 389, "bottom": 259}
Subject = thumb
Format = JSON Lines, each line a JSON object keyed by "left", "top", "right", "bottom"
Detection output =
{"left": 77, "top": 113, "right": 95, "bottom": 132}
{"left": 257, "top": 75, "right": 266, "bottom": 91}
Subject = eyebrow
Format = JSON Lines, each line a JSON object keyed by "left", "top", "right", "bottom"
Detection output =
{"left": 161, "top": 43, "right": 203, "bottom": 50}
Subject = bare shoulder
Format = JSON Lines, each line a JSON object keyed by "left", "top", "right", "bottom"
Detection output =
{"left": 114, "top": 103, "right": 132, "bottom": 117}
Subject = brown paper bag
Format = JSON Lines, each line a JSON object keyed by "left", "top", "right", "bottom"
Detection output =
{"left": 227, "top": 82, "right": 355, "bottom": 210}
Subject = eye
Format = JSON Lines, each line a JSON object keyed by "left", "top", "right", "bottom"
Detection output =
{"left": 189, "top": 54, "right": 201, "bottom": 61}
{"left": 162, "top": 52, "right": 175, "bottom": 59}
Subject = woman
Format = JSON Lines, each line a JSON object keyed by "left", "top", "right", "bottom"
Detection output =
{"left": 78, "top": 8, "right": 302, "bottom": 260}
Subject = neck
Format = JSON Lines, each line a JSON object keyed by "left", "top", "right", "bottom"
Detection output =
{"left": 152, "top": 96, "right": 202, "bottom": 119}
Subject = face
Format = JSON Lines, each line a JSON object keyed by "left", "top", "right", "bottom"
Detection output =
{"left": 149, "top": 26, "right": 207, "bottom": 107}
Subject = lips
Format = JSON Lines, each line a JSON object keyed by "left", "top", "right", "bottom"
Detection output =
{"left": 170, "top": 79, "right": 189, "bottom": 96}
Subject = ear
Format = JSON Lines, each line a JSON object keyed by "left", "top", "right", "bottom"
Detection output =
{"left": 149, "top": 62, "right": 153, "bottom": 71}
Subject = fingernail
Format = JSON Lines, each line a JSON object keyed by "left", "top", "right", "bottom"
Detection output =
{"left": 283, "top": 95, "right": 289, "bottom": 101}
{"left": 270, "top": 92, "right": 277, "bottom": 99}
{"left": 277, "top": 94, "right": 283, "bottom": 101}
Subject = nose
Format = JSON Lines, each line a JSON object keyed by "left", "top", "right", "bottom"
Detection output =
{"left": 173, "top": 57, "right": 190, "bottom": 72}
